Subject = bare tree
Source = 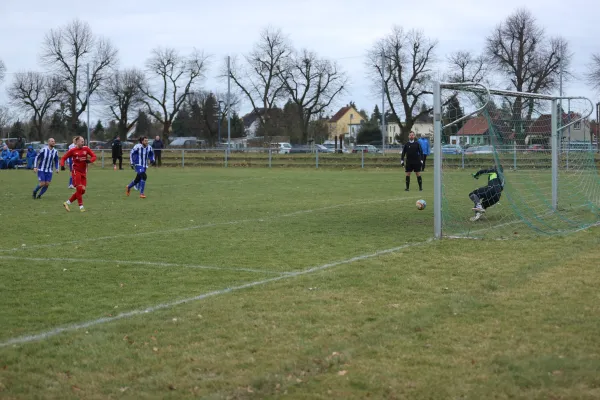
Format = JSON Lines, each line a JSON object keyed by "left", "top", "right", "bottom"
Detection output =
{"left": 189, "top": 91, "right": 241, "bottom": 141}
{"left": 586, "top": 53, "right": 600, "bottom": 92}
{"left": 279, "top": 49, "right": 347, "bottom": 142}
{"left": 139, "top": 47, "right": 208, "bottom": 137}
{"left": 228, "top": 27, "right": 291, "bottom": 128}
{"left": 8, "top": 72, "right": 63, "bottom": 141}
{"left": 367, "top": 26, "right": 437, "bottom": 143}
{"left": 486, "top": 9, "right": 569, "bottom": 142}
{"left": 41, "top": 19, "right": 118, "bottom": 134}
{"left": 102, "top": 68, "right": 145, "bottom": 138}
{"left": 0, "top": 106, "right": 13, "bottom": 137}
{"left": 0, "top": 59, "right": 5, "bottom": 83}
{"left": 446, "top": 51, "right": 489, "bottom": 83}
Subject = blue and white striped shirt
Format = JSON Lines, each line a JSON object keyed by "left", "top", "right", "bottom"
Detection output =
{"left": 130, "top": 144, "right": 155, "bottom": 168}
{"left": 34, "top": 146, "right": 59, "bottom": 172}
{"left": 66, "top": 143, "right": 76, "bottom": 166}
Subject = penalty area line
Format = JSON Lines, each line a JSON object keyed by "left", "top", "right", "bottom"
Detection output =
{"left": 0, "top": 256, "right": 285, "bottom": 275}
{"left": 0, "top": 238, "right": 433, "bottom": 348}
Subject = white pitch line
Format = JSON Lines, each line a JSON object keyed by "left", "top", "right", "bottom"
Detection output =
{"left": 0, "top": 256, "right": 285, "bottom": 275}
{"left": 0, "top": 239, "right": 433, "bottom": 348}
{"left": 0, "top": 196, "right": 420, "bottom": 253}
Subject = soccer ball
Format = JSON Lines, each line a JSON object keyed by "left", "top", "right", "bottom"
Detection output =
{"left": 416, "top": 199, "right": 426, "bottom": 210}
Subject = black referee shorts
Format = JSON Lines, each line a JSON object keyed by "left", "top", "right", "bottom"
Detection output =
{"left": 405, "top": 162, "right": 421, "bottom": 173}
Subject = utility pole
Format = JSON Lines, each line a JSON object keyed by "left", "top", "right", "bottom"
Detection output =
{"left": 226, "top": 56, "right": 231, "bottom": 165}
{"left": 86, "top": 63, "right": 91, "bottom": 145}
{"left": 381, "top": 52, "right": 386, "bottom": 155}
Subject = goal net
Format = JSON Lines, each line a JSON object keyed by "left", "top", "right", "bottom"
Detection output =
{"left": 433, "top": 82, "right": 600, "bottom": 239}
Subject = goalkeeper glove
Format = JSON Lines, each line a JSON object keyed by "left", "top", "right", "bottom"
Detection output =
{"left": 60, "top": 165, "right": 66, "bottom": 171}
{"left": 400, "top": 160, "right": 404, "bottom": 166}
{"left": 472, "top": 173, "right": 479, "bottom": 179}
{"left": 85, "top": 159, "right": 92, "bottom": 164}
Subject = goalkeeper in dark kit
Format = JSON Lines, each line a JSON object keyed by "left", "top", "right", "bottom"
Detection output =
{"left": 469, "top": 165, "right": 504, "bottom": 221}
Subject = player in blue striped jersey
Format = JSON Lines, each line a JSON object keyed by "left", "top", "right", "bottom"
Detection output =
{"left": 32, "top": 138, "right": 60, "bottom": 199}
{"left": 126, "top": 136, "right": 155, "bottom": 198}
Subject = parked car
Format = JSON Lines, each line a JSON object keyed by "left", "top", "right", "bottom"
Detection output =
{"left": 352, "top": 144, "right": 380, "bottom": 153}
{"left": 314, "top": 144, "right": 329, "bottom": 153}
{"left": 465, "top": 145, "right": 494, "bottom": 154}
{"left": 273, "top": 142, "right": 292, "bottom": 154}
{"left": 25, "top": 142, "right": 44, "bottom": 151}
{"left": 527, "top": 144, "right": 546, "bottom": 152}
{"left": 441, "top": 144, "right": 463, "bottom": 154}
{"left": 168, "top": 138, "right": 203, "bottom": 148}
{"left": 88, "top": 141, "right": 108, "bottom": 150}
{"left": 564, "top": 141, "right": 593, "bottom": 152}
{"left": 322, "top": 141, "right": 347, "bottom": 153}
{"left": 0, "top": 138, "right": 19, "bottom": 149}
{"left": 289, "top": 145, "right": 312, "bottom": 154}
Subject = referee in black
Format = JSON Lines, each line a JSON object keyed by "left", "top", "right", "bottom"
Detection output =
{"left": 400, "top": 131, "right": 424, "bottom": 191}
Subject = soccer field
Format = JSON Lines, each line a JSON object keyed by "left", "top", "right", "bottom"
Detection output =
{"left": 1, "top": 167, "right": 600, "bottom": 399}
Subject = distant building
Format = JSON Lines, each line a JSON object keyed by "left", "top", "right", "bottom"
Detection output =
{"left": 327, "top": 105, "right": 365, "bottom": 141}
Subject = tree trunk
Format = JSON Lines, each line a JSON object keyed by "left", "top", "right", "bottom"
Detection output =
{"left": 162, "top": 121, "right": 171, "bottom": 137}
{"left": 36, "top": 118, "right": 43, "bottom": 142}
{"left": 399, "top": 122, "right": 413, "bottom": 143}
{"left": 512, "top": 96, "right": 526, "bottom": 146}
{"left": 70, "top": 93, "right": 78, "bottom": 135}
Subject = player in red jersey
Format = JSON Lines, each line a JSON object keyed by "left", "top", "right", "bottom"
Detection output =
{"left": 60, "top": 136, "right": 97, "bottom": 212}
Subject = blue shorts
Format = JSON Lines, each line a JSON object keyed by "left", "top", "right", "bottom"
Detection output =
{"left": 37, "top": 171, "right": 53, "bottom": 182}
{"left": 135, "top": 166, "right": 147, "bottom": 174}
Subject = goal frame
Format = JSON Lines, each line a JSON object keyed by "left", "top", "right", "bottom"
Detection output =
{"left": 432, "top": 82, "right": 594, "bottom": 239}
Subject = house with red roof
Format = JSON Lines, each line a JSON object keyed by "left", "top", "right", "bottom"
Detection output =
{"left": 527, "top": 113, "right": 591, "bottom": 144}
{"left": 453, "top": 116, "right": 493, "bottom": 146}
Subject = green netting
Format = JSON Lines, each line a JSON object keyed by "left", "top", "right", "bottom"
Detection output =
{"left": 440, "top": 89, "right": 600, "bottom": 239}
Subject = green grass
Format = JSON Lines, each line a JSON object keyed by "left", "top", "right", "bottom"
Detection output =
{"left": 1, "top": 167, "right": 600, "bottom": 399}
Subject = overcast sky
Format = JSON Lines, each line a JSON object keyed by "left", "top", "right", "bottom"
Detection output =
{"left": 1, "top": 0, "right": 598, "bottom": 124}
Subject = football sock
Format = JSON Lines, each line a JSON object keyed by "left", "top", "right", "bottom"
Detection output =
{"left": 417, "top": 176, "right": 422, "bottom": 190}
{"left": 66, "top": 200, "right": 72, "bottom": 205}
{"left": 68, "top": 177, "right": 72, "bottom": 186}
{"left": 39, "top": 186, "right": 48, "bottom": 196}
{"left": 33, "top": 184, "right": 41, "bottom": 195}
{"left": 469, "top": 193, "right": 480, "bottom": 205}
{"left": 75, "top": 187, "right": 84, "bottom": 206}
{"left": 139, "top": 180, "right": 146, "bottom": 194}
{"left": 405, "top": 176, "right": 410, "bottom": 190}
{"left": 68, "top": 193, "right": 77, "bottom": 203}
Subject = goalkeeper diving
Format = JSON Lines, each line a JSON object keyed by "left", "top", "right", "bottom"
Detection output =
{"left": 469, "top": 164, "right": 504, "bottom": 221}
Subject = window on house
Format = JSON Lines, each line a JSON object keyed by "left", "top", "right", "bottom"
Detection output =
{"left": 574, "top": 121, "right": 581, "bottom": 130}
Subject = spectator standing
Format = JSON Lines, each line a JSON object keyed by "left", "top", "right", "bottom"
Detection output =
{"left": 418, "top": 133, "right": 431, "bottom": 171}
{"left": 111, "top": 135, "right": 123, "bottom": 170}
{"left": 26, "top": 146, "right": 37, "bottom": 169}
{"left": 152, "top": 135, "right": 164, "bottom": 167}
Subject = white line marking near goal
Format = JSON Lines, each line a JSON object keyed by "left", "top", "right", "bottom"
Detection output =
{"left": 0, "top": 256, "right": 285, "bottom": 275}
{"left": 0, "top": 196, "right": 420, "bottom": 253}
{"left": 0, "top": 239, "right": 433, "bottom": 348}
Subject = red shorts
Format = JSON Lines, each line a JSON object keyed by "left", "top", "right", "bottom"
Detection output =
{"left": 73, "top": 171, "right": 87, "bottom": 188}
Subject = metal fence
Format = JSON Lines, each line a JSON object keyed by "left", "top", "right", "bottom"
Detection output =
{"left": 95, "top": 146, "right": 600, "bottom": 170}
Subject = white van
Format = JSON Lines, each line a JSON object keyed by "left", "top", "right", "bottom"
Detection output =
{"left": 274, "top": 142, "right": 292, "bottom": 154}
